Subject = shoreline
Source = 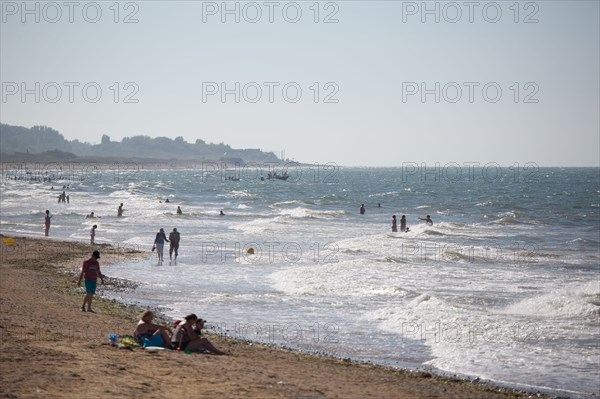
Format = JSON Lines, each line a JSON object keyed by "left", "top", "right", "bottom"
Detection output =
{"left": 0, "top": 234, "right": 570, "bottom": 398}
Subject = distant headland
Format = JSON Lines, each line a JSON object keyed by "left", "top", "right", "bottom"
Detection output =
{"left": 0, "top": 124, "right": 286, "bottom": 166}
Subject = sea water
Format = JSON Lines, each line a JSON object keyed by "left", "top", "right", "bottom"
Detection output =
{"left": 1, "top": 165, "right": 598, "bottom": 397}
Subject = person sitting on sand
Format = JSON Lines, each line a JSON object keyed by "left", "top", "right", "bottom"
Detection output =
{"left": 192, "top": 318, "right": 226, "bottom": 355}
{"left": 419, "top": 215, "right": 433, "bottom": 226}
{"left": 134, "top": 310, "right": 172, "bottom": 348}
{"left": 171, "top": 313, "right": 226, "bottom": 355}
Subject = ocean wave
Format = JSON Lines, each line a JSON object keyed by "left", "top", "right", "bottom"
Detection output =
{"left": 278, "top": 207, "right": 347, "bottom": 220}
{"left": 368, "top": 191, "right": 402, "bottom": 198}
{"left": 501, "top": 281, "right": 600, "bottom": 319}
{"left": 423, "top": 229, "right": 446, "bottom": 236}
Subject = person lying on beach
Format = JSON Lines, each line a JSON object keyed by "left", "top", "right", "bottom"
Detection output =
{"left": 171, "top": 313, "right": 226, "bottom": 355}
{"left": 134, "top": 310, "right": 172, "bottom": 348}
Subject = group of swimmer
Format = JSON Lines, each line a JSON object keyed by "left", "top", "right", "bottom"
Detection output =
{"left": 359, "top": 203, "right": 433, "bottom": 232}
{"left": 389, "top": 214, "right": 431, "bottom": 232}
{"left": 43, "top": 202, "right": 125, "bottom": 240}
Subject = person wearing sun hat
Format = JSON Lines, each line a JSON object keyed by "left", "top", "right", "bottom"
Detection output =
{"left": 77, "top": 250, "right": 104, "bottom": 312}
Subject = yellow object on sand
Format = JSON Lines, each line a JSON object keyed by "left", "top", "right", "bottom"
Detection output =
{"left": 2, "top": 238, "right": 16, "bottom": 246}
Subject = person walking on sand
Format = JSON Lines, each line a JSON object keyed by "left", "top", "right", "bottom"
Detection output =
{"left": 419, "top": 215, "right": 433, "bottom": 226}
{"left": 360, "top": 204, "right": 366, "bottom": 215}
{"left": 153, "top": 228, "right": 169, "bottom": 263}
{"left": 44, "top": 210, "right": 52, "bottom": 236}
{"left": 77, "top": 250, "right": 104, "bottom": 313}
{"left": 90, "top": 224, "right": 97, "bottom": 244}
{"left": 400, "top": 215, "right": 407, "bottom": 232}
{"left": 117, "top": 203, "right": 124, "bottom": 217}
{"left": 169, "top": 228, "right": 180, "bottom": 261}
{"left": 392, "top": 215, "right": 398, "bottom": 232}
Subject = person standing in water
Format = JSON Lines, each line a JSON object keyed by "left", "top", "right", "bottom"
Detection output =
{"left": 44, "top": 210, "right": 52, "bottom": 236}
{"left": 400, "top": 215, "right": 407, "bottom": 232}
{"left": 90, "top": 224, "right": 97, "bottom": 244}
{"left": 176, "top": 206, "right": 182, "bottom": 215}
{"left": 117, "top": 203, "right": 124, "bottom": 217}
{"left": 392, "top": 215, "right": 398, "bottom": 232}
{"left": 153, "top": 228, "right": 169, "bottom": 263}
{"left": 360, "top": 204, "right": 366, "bottom": 215}
{"left": 169, "top": 228, "right": 180, "bottom": 262}
{"left": 419, "top": 215, "right": 433, "bottom": 226}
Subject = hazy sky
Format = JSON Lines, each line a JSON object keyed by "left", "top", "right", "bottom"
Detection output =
{"left": 1, "top": 1, "right": 599, "bottom": 166}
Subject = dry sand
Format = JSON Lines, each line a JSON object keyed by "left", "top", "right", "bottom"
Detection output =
{"left": 0, "top": 235, "right": 557, "bottom": 398}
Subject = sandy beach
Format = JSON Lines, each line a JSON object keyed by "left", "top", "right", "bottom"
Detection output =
{"left": 0, "top": 235, "right": 561, "bottom": 399}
